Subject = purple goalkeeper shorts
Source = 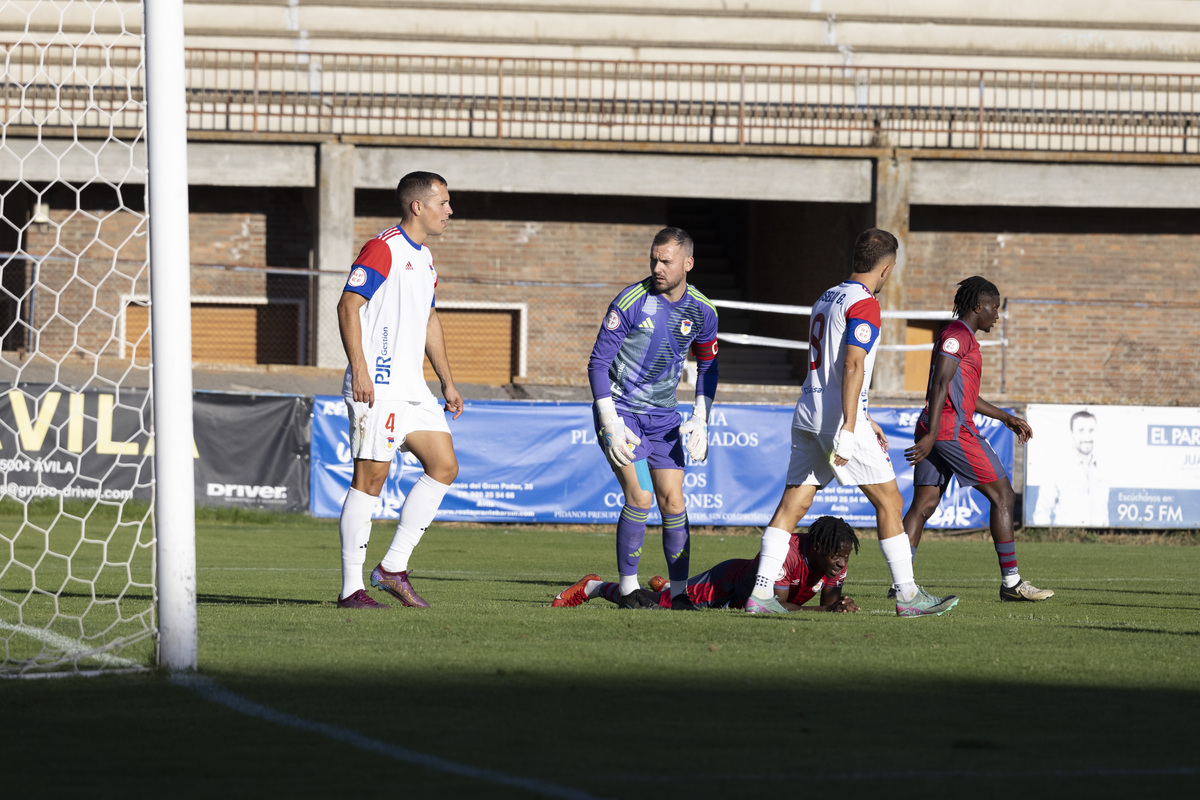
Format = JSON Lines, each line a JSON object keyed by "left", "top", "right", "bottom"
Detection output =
{"left": 592, "top": 405, "right": 686, "bottom": 471}
{"left": 621, "top": 407, "right": 687, "bottom": 470}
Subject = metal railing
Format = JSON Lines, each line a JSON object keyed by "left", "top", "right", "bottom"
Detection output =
{"left": 4, "top": 43, "right": 1200, "bottom": 153}
{"left": 711, "top": 299, "right": 981, "bottom": 351}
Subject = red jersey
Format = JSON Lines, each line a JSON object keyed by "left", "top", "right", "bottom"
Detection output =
{"left": 916, "top": 320, "right": 982, "bottom": 441}
{"left": 670, "top": 532, "right": 847, "bottom": 610}
{"left": 778, "top": 533, "right": 846, "bottom": 605}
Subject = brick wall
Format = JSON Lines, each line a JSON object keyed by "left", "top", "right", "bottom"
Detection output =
{"left": 15, "top": 181, "right": 1200, "bottom": 407}
{"left": 20, "top": 185, "right": 312, "bottom": 360}
{"left": 21, "top": 184, "right": 148, "bottom": 360}
{"left": 188, "top": 186, "right": 311, "bottom": 301}
{"left": 903, "top": 229, "right": 1200, "bottom": 406}
{"left": 354, "top": 190, "right": 665, "bottom": 384}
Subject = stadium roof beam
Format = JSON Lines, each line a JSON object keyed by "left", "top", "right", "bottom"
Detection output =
{"left": 353, "top": 147, "right": 872, "bottom": 203}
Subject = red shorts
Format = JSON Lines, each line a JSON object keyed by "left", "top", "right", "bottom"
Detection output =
{"left": 912, "top": 426, "right": 1006, "bottom": 488}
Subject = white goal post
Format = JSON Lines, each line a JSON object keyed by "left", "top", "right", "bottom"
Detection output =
{"left": 1, "top": 0, "right": 196, "bottom": 675}
{"left": 145, "top": 0, "right": 197, "bottom": 672}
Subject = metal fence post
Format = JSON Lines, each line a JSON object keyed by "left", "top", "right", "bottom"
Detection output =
{"left": 497, "top": 60, "right": 504, "bottom": 139}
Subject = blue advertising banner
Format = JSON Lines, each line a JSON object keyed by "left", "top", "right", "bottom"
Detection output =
{"left": 311, "top": 397, "right": 1014, "bottom": 528}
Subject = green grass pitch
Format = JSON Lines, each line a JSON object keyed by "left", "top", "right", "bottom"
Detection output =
{"left": 4, "top": 509, "right": 1199, "bottom": 799}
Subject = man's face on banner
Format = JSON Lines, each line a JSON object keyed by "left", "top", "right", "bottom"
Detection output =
{"left": 1070, "top": 416, "right": 1096, "bottom": 457}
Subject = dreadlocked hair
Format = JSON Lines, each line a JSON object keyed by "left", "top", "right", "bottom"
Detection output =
{"left": 807, "top": 515, "right": 859, "bottom": 556}
{"left": 952, "top": 275, "right": 1000, "bottom": 319}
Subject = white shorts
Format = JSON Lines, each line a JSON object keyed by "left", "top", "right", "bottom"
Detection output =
{"left": 345, "top": 396, "right": 451, "bottom": 462}
{"left": 785, "top": 425, "right": 896, "bottom": 488}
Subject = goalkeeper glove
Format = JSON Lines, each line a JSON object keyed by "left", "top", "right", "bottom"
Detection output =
{"left": 594, "top": 397, "right": 641, "bottom": 468}
{"left": 831, "top": 426, "right": 856, "bottom": 462}
{"left": 678, "top": 396, "right": 710, "bottom": 463}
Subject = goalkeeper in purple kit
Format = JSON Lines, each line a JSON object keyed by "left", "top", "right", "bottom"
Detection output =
{"left": 587, "top": 227, "right": 719, "bottom": 611}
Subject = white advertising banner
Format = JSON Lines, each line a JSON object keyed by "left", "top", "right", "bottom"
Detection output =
{"left": 1024, "top": 404, "right": 1200, "bottom": 528}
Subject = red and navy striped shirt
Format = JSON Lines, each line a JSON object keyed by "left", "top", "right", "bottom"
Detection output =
{"left": 917, "top": 320, "right": 982, "bottom": 441}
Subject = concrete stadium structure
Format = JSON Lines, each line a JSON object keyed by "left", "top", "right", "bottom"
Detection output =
{"left": 3, "top": 1, "right": 1199, "bottom": 405}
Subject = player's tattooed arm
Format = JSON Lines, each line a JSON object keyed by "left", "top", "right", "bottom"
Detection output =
{"left": 976, "top": 398, "right": 1032, "bottom": 442}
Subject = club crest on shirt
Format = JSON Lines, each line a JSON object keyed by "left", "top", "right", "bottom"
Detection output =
{"left": 348, "top": 267, "right": 367, "bottom": 287}
{"left": 854, "top": 323, "right": 871, "bottom": 343}
{"left": 943, "top": 337, "right": 960, "bottom": 354}
{"left": 605, "top": 310, "right": 620, "bottom": 330}
{"left": 680, "top": 319, "right": 693, "bottom": 336}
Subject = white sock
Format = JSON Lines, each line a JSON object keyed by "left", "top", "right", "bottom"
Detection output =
{"left": 751, "top": 526, "right": 791, "bottom": 600}
{"left": 891, "top": 545, "right": 919, "bottom": 592}
{"left": 380, "top": 474, "right": 451, "bottom": 573}
{"left": 338, "top": 487, "right": 376, "bottom": 598}
{"left": 619, "top": 574, "right": 641, "bottom": 594}
{"left": 879, "top": 534, "right": 918, "bottom": 601}
{"left": 584, "top": 579, "right": 604, "bottom": 598}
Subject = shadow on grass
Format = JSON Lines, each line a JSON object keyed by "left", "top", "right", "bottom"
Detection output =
{"left": 1057, "top": 587, "right": 1200, "bottom": 599}
{"left": 1076, "top": 602, "right": 1200, "bottom": 612}
{"left": 1066, "top": 624, "right": 1200, "bottom": 637}
{"left": 489, "top": 577, "right": 571, "bottom": 589}
{"left": 197, "top": 593, "right": 328, "bottom": 607}
{"left": 0, "top": 588, "right": 153, "bottom": 602}
{"left": 5, "top": 670, "right": 1197, "bottom": 800}
{"left": 402, "top": 574, "right": 472, "bottom": 585}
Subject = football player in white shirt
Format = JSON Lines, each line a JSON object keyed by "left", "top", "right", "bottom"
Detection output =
{"left": 334, "top": 171, "right": 463, "bottom": 610}
{"left": 745, "top": 229, "right": 958, "bottom": 617}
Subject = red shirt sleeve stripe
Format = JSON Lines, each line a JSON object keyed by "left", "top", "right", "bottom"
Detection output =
{"left": 691, "top": 338, "right": 718, "bottom": 361}
{"left": 846, "top": 297, "right": 881, "bottom": 325}
{"left": 354, "top": 238, "right": 392, "bottom": 279}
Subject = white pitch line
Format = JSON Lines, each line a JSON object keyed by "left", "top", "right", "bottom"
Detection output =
{"left": 6, "top": 626, "right": 601, "bottom": 796}
{"left": 171, "top": 673, "right": 603, "bottom": 800}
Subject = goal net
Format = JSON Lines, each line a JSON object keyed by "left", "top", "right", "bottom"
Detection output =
{"left": 1, "top": 0, "right": 181, "bottom": 676}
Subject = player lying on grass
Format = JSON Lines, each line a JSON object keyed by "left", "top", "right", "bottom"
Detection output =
{"left": 551, "top": 516, "right": 860, "bottom": 612}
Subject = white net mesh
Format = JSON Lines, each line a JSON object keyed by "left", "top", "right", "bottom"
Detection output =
{"left": 1, "top": 0, "right": 155, "bottom": 676}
